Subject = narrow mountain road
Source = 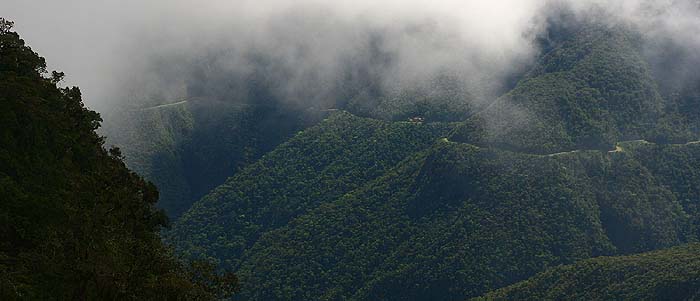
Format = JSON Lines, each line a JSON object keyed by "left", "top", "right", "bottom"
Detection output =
{"left": 547, "top": 150, "right": 582, "bottom": 157}
{"left": 440, "top": 137, "right": 700, "bottom": 157}
{"left": 446, "top": 98, "right": 700, "bottom": 156}
{"left": 133, "top": 98, "right": 257, "bottom": 112}
{"left": 137, "top": 100, "right": 189, "bottom": 111}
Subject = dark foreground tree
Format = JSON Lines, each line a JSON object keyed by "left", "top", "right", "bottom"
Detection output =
{"left": 0, "top": 18, "right": 237, "bottom": 300}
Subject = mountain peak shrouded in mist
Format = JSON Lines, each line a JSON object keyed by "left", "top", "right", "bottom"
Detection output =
{"left": 78, "top": 0, "right": 700, "bottom": 219}
{"left": 3, "top": 0, "right": 698, "bottom": 114}
{"left": 3, "top": 0, "right": 700, "bottom": 300}
{"left": 163, "top": 11, "right": 700, "bottom": 298}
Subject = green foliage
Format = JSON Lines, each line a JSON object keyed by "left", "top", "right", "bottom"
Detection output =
{"left": 168, "top": 113, "right": 700, "bottom": 300}
{"left": 105, "top": 74, "right": 476, "bottom": 220}
{"left": 621, "top": 141, "right": 700, "bottom": 239}
{"left": 163, "top": 23, "right": 700, "bottom": 297}
{"left": 96, "top": 14, "right": 700, "bottom": 301}
{"left": 0, "top": 19, "right": 236, "bottom": 300}
{"left": 474, "top": 243, "right": 700, "bottom": 300}
{"left": 0, "top": 19, "right": 13, "bottom": 33}
{"left": 167, "top": 112, "right": 456, "bottom": 269}
{"left": 224, "top": 140, "right": 697, "bottom": 300}
{"left": 346, "top": 74, "right": 476, "bottom": 122}
{"left": 103, "top": 103, "right": 196, "bottom": 218}
{"left": 451, "top": 24, "right": 679, "bottom": 154}
{"left": 103, "top": 100, "right": 318, "bottom": 218}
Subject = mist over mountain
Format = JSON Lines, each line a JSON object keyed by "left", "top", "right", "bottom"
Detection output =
{"left": 4, "top": 1, "right": 697, "bottom": 113}
{"left": 10, "top": 0, "right": 693, "bottom": 218}
{"left": 3, "top": 0, "right": 700, "bottom": 300}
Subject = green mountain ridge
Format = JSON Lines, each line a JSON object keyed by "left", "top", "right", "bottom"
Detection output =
{"left": 169, "top": 108, "right": 700, "bottom": 299}
{"left": 473, "top": 243, "right": 700, "bottom": 300}
{"left": 168, "top": 112, "right": 457, "bottom": 268}
{"left": 224, "top": 137, "right": 700, "bottom": 300}
{"left": 163, "top": 20, "right": 700, "bottom": 300}
{"left": 104, "top": 98, "right": 319, "bottom": 217}
{"left": 451, "top": 24, "right": 695, "bottom": 154}
{"left": 5, "top": 6, "right": 700, "bottom": 300}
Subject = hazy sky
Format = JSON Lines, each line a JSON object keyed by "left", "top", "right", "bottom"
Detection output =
{"left": 3, "top": 0, "right": 699, "bottom": 112}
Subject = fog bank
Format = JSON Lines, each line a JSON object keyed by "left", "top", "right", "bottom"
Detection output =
{"left": 3, "top": 0, "right": 699, "bottom": 113}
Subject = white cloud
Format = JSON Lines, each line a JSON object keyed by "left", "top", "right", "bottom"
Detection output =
{"left": 3, "top": 0, "right": 698, "bottom": 112}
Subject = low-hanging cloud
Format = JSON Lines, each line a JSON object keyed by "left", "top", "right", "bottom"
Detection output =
{"left": 107, "top": 0, "right": 549, "bottom": 113}
{"left": 3, "top": 0, "right": 699, "bottom": 114}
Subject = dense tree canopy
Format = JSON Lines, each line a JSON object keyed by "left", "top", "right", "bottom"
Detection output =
{"left": 474, "top": 243, "right": 700, "bottom": 300}
{"left": 6, "top": 6, "right": 696, "bottom": 300}
{"left": 166, "top": 20, "right": 700, "bottom": 300}
{"left": 0, "top": 19, "right": 236, "bottom": 300}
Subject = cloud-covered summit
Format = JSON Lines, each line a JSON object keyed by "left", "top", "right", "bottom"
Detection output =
{"left": 3, "top": 0, "right": 699, "bottom": 112}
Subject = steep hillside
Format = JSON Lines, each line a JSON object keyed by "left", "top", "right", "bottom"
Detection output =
{"left": 104, "top": 40, "right": 487, "bottom": 219}
{"left": 474, "top": 243, "right": 700, "bottom": 300}
{"left": 451, "top": 24, "right": 691, "bottom": 154}
{"left": 104, "top": 100, "right": 318, "bottom": 217}
{"left": 620, "top": 141, "right": 700, "bottom": 238}
{"left": 165, "top": 20, "right": 700, "bottom": 300}
{"left": 0, "top": 20, "right": 234, "bottom": 300}
{"left": 228, "top": 139, "right": 698, "bottom": 300}
{"left": 167, "top": 112, "right": 456, "bottom": 268}
{"left": 647, "top": 36, "right": 700, "bottom": 136}
{"left": 345, "top": 73, "right": 479, "bottom": 122}
{"left": 103, "top": 102, "right": 195, "bottom": 217}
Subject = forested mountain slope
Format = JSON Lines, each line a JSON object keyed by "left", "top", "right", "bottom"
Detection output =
{"left": 169, "top": 114, "right": 700, "bottom": 300}
{"left": 168, "top": 112, "right": 456, "bottom": 268}
{"left": 224, "top": 139, "right": 700, "bottom": 300}
{"left": 165, "top": 18, "right": 700, "bottom": 300}
{"left": 104, "top": 66, "right": 483, "bottom": 219}
{"left": 451, "top": 23, "right": 695, "bottom": 154}
{"left": 0, "top": 20, "right": 234, "bottom": 300}
{"left": 474, "top": 243, "right": 700, "bottom": 300}
{"left": 104, "top": 100, "right": 318, "bottom": 217}
{"left": 5, "top": 1, "right": 700, "bottom": 299}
